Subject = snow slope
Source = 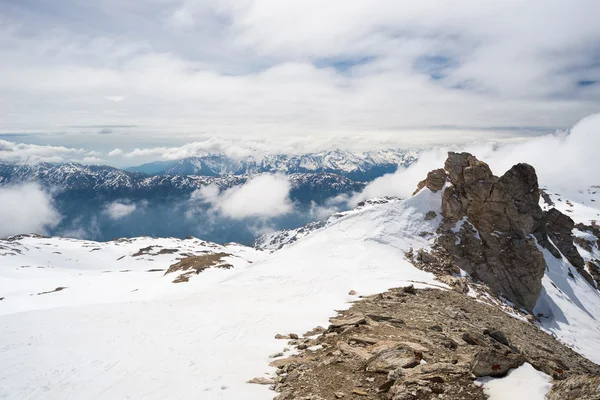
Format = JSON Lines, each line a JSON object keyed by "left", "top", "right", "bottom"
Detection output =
{"left": 476, "top": 363, "right": 552, "bottom": 400}
{"left": 534, "top": 186, "right": 600, "bottom": 364}
{"left": 0, "top": 189, "right": 443, "bottom": 400}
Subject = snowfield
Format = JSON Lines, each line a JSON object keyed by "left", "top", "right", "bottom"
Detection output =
{"left": 2, "top": 185, "right": 600, "bottom": 399}
{"left": 0, "top": 189, "right": 444, "bottom": 400}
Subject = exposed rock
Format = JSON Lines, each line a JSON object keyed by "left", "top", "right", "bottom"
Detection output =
{"left": 414, "top": 168, "right": 447, "bottom": 195}
{"left": 485, "top": 329, "right": 510, "bottom": 346}
{"left": 435, "top": 152, "right": 548, "bottom": 311}
{"left": 424, "top": 211, "right": 437, "bottom": 221}
{"left": 248, "top": 377, "right": 275, "bottom": 385}
{"left": 546, "top": 208, "right": 594, "bottom": 285}
{"left": 470, "top": 348, "right": 525, "bottom": 377}
{"left": 329, "top": 314, "right": 366, "bottom": 328}
{"left": 547, "top": 374, "right": 600, "bottom": 400}
{"left": 365, "top": 348, "right": 420, "bottom": 373}
{"left": 270, "top": 288, "right": 600, "bottom": 400}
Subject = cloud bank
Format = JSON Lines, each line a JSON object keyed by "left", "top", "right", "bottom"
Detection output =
{"left": 0, "top": 184, "right": 61, "bottom": 237}
{"left": 354, "top": 113, "right": 600, "bottom": 203}
{"left": 1, "top": 0, "right": 598, "bottom": 149}
{"left": 191, "top": 174, "right": 293, "bottom": 219}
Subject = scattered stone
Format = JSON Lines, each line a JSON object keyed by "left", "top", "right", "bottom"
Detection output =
{"left": 270, "top": 352, "right": 284, "bottom": 358}
{"left": 365, "top": 348, "right": 420, "bottom": 373}
{"left": 329, "top": 314, "right": 366, "bottom": 328}
{"left": 485, "top": 329, "right": 510, "bottom": 346}
{"left": 349, "top": 290, "right": 358, "bottom": 296}
{"left": 351, "top": 389, "right": 368, "bottom": 396}
{"left": 275, "top": 334, "right": 290, "bottom": 339}
{"left": 547, "top": 374, "right": 600, "bottom": 399}
{"left": 289, "top": 333, "right": 299, "bottom": 340}
{"left": 334, "top": 392, "right": 345, "bottom": 399}
{"left": 424, "top": 211, "right": 438, "bottom": 221}
{"left": 470, "top": 348, "right": 525, "bottom": 377}
{"left": 336, "top": 341, "right": 371, "bottom": 361}
{"left": 37, "top": 286, "right": 67, "bottom": 296}
{"left": 428, "top": 325, "right": 443, "bottom": 332}
{"left": 402, "top": 284, "right": 417, "bottom": 294}
{"left": 462, "top": 332, "right": 486, "bottom": 346}
{"left": 248, "top": 377, "right": 275, "bottom": 385}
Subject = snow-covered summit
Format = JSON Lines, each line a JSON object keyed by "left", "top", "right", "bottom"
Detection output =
{"left": 128, "top": 148, "right": 419, "bottom": 181}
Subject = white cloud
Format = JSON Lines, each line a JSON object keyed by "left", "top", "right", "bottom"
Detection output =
{"left": 191, "top": 174, "right": 293, "bottom": 219}
{"left": 0, "top": 140, "right": 85, "bottom": 164}
{"left": 0, "top": 184, "right": 61, "bottom": 237}
{"left": 82, "top": 156, "right": 103, "bottom": 164}
{"left": 354, "top": 112, "right": 600, "bottom": 202}
{"left": 104, "top": 201, "right": 137, "bottom": 220}
{"left": 0, "top": 0, "right": 598, "bottom": 145}
{"left": 108, "top": 148, "right": 124, "bottom": 157}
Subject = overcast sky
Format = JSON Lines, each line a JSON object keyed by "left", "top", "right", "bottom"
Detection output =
{"left": 1, "top": 0, "right": 599, "bottom": 165}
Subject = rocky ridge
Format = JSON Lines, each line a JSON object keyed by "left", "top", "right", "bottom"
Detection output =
{"left": 410, "top": 152, "right": 599, "bottom": 311}
{"left": 257, "top": 152, "right": 600, "bottom": 399}
{"left": 263, "top": 288, "right": 600, "bottom": 400}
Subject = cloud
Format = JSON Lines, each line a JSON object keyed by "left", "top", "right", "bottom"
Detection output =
{"left": 353, "top": 112, "right": 600, "bottom": 202}
{"left": 82, "top": 156, "right": 103, "bottom": 163}
{"left": 191, "top": 174, "right": 293, "bottom": 219}
{"left": 104, "top": 201, "right": 137, "bottom": 219}
{"left": 108, "top": 148, "right": 124, "bottom": 157}
{"left": 0, "top": 0, "right": 598, "bottom": 147}
{"left": 0, "top": 184, "right": 61, "bottom": 237}
{"left": 0, "top": 139, "right": 85, "bottom": 164}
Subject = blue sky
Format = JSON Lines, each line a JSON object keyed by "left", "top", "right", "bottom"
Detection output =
{"left": 0, "top": 0, "right": 599, "bottom": 165}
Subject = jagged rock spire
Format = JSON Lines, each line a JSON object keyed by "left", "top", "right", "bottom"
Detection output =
{"left": 431, "top": 152, "right": 548, "bottom": 311}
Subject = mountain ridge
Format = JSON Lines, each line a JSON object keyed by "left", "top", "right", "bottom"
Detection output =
{"left": 126, "top": 148, "right": 418, "bottom": 181}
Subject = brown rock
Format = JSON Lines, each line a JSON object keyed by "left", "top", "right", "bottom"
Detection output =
{"left": 547, "top": 374, "right": 600, "bottom": 400}
{"left": 470, "top": 348, "right": 525, "bottom": 377}
{"left": 436, "top": 153, "right": 548, "bottom": 311}
{"left": 329, "top": 314, "right": 366, "bottom": 328}
{"left": 414, "top": 168, "right": 447, "bottom": 195}
{"left": 365, "top": 348, "right": 420, "bottom": 373}
{"left": 248, "top": 377, "right": 275, "bottom": 385}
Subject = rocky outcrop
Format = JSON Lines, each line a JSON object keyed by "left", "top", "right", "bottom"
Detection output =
{"left": 547, "top": 375, "right": 600, "bottom": 400}
{"left": 435, "top": 152, "right": 547, "bottom": 311}
{"left": 546, "top": 208, "right": 595, "bottom": 285}
{"left": 269, "top": 288, "right": 600, "bottom": 400}
{"left": 414, "top": 168, "right": 447, "bottom": 195}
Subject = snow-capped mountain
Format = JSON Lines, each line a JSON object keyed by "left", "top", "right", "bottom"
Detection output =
{"left": 2, "top": 152, "right": 600, "bottom": 400}
{"left": 0, "top": 162, "right": 367, "bottom": 243}
{"left": 127, "top": 148, "right": 419, "bottom": 181}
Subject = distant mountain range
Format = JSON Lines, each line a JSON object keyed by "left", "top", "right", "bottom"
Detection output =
{"left": 126, "top": 149, "right": 418, "bottom": 181}
{"left": 0, "top": 161, "right": 367, "bottom": 243}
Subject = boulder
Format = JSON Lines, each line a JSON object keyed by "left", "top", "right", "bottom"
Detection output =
{"left": 470, "top": 348, "right": 525, "bottom": 377}
{"left": 365, "top": 348, "right": 420, "bottom": 373}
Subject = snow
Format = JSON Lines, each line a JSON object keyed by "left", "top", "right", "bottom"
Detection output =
{"left": 540, "top": 186, "right": 600, "bottom": 224}
{"left": 535, "top": 244, "right": 600, "bottom": 364}
{"left": 533, "top": 185, "right": 600, "bottom": 364}
{"left": 476, "top": 363, "right": 552, "bottom": 400}
{"left": 0, "top": 188, "right": 444, "bottom": 400}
